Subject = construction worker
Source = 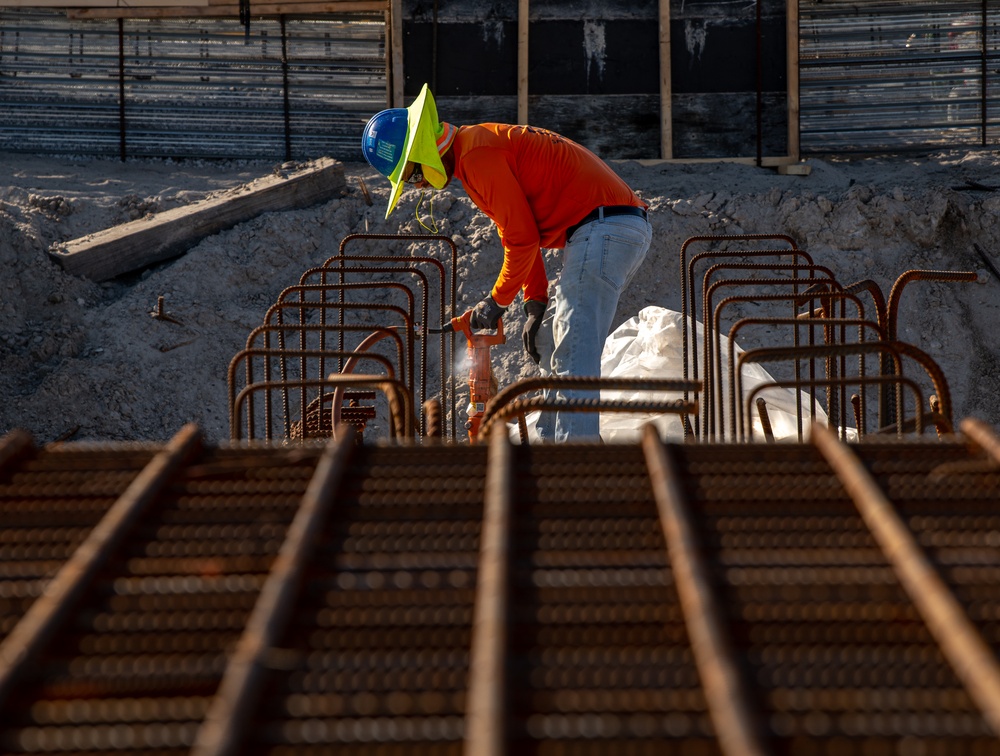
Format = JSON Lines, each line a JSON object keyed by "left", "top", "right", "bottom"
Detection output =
{"left": 362, "top": 84, "right": 651, "bottom": 442}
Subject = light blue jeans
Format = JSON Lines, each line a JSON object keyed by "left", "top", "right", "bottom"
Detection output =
{"left": 534, "top": 212, "right": 651, "bottom": 442}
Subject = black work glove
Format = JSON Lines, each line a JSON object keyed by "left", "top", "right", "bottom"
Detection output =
{"left": 469, "top": 295, "right": 506, "bottom": 330}
{"left": 522, "top": 299, "right": 547, "bottom": 364}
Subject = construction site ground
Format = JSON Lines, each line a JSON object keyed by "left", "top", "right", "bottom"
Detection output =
{"left": 3, "top": 148, "right": 1000, "bottom": 444}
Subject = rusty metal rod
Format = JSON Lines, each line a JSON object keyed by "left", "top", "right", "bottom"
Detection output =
{"left": 463, "top": 421, "right": 512, "bottom": 756}
{"left": 482, "top": 396, "right": 699, "bottom": 444}
{"left": 727, "top": 317, "right": 884, "bottom": 440}
{"left": 0, "top": 423, "right": 203, "bottom": 710}
{"left": 193, "top": 427, "right": 356, "bottom": 756}
{"left": 812, "top": 422, "right": 1000, "bottom": 736}
{"left": 705, "top": 275, "right": 842, "bottom": 441}
{"left": 0, "top": 429, "right": 34, "bottom": 474}
{"left": 682, "top": 239, "right": 808, "bottom": 438}
{"left": 228, "top": 349, "right": 394, "bottom": 441}
{"left": 960, "top": 417, "right": 1000, "bottom": 461}
{"left": 755, "top": 398, "right": 775, "bottom": 443}
{"left": 642, "top": 424, "right": 768, "bottom": 756}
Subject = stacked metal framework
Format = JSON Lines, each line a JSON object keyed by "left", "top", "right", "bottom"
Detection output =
{"left": 0, "top": 8, "right": 386, "bottom": 160}
{"left": 678, "top": 234, "right": 977, "bottom": 443}
{"left": 227, "top": 233, "right": 460, "bottom": 444}
{"left": 799, "top": 0, "right": 1000, "bottom": 152}
{"left": 3, "top": 420, "right": 1000, "bottom": 753}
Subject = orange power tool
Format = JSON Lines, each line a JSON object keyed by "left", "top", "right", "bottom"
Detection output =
{"left": 434, "top": 310, "right": 506, "bottom": 441}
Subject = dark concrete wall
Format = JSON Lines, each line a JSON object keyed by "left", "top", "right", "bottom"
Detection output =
{"left": 402, "top": 0, "right": 788, "bottom": 160}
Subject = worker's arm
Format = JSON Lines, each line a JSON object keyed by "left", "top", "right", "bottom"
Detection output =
{"left": 461, "top": 150, "right": 546, "bottom": 307}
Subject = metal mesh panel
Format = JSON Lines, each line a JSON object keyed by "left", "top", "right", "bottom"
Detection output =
{"left": 0, "top": 9, "right": 385, "bottom": 160}
{"left": 799, "top": 0, "right": 999, "bottom": 153}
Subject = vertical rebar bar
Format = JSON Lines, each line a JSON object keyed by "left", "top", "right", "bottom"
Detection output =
{"left": 193, "top": 427, "right": 355, "bottom": 756}
{"left": 463, "top": 421, "right": 513, "bottom": 756}
{"left": 643, "top": 424, "right": 768, "bottom": 756}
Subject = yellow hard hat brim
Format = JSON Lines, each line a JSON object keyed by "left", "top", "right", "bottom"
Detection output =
{"left": 384, "top": 84, "right": 453, "bottom": 219}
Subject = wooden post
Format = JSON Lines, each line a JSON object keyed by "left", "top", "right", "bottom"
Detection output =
{"left": 389, "top": 0, "right": 403, "bottom": 106}
{"left": 786, "top": 0, "right": 800, "bottom": 161}
{"left": 658, "top": 0, "right": 672, "bottom": 159}
{"left": 517, "top": 0, "right": 528, "bottom": 124}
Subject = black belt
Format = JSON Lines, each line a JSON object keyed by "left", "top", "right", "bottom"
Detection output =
{"left": 566, "top": 205, "right": 648, "bottom": 239}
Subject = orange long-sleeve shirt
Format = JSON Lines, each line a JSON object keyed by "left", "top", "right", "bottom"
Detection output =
{"left": 451, "top": 124, "right": 646, "bottom": 307}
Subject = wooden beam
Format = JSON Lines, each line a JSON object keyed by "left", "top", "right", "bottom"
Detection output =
{"left": 49, "top": 158, "right": 345, "bottom": 282}
{"left": 787, "top": 0, "right": 800, "bottom": 161}
{"left": 658, "top": 0, "right": 672, "bottom": 159}
{"left": 3, "top": 0, "right": 204, "bottom": 6}
{"left": 68, "top": 0, "right": 383, "bottom": 17}
{"left": 517, "top": 0, "right": 528, "bottom": 124}
{"left": 627, "top": 154, "right": 810, "bottom": 174}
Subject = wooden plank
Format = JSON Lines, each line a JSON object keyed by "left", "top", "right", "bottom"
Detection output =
{"left": 658, "top": 0, "right": 672, "bottom": 159}
{"left": 517, "top": 0, "right": 528, "bottom": 124}
{"left": 49, "top": 158, "right": 345, "bottom": 282}
{"left": 68, "top": 0, "right": 382, "bottom": 17}
{"left": 388, "top": 0, "right": 403, "bottom": 107}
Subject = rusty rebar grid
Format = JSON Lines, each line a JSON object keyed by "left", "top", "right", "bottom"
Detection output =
{"left": 812, "top": 422, "right": 1000, "bottom": 736}
{"left": 642, "top": 424, "right": 768, "bottom": 756}
{"left": 258, "top": 295, "right": 413, "bottom": 441}
{"left": 679, "top": 235, "right": 806, "bottom": 438}
{"left": 478, "top": 376, "right": 701, "bottom": 443}
{"left": 736, "top": 341, "right": 954, "bottom": 441}
{"left": 192, "top": 428, "right": 355, "bottom": 756}
{"left": 321, "top": 253, "right": 453, "bottom": 440}
{"left": 299, "top": 265, "right": 430, "bottom": 432}
{"left": 230, "top": 373, "right": 414, "bottom": 442}
{"left": 726, "top": 317, "right": 885, "bottom": 440}
{"left": 0, "top": 423, "right": 202, "bottom": 711}
{"left": 708, "top": 288, "right": 866, "bottom": 442}
{"left": 336, "top": 234, "right": 459, "bottom": 440}
{"left": 228, "top": 349, "right": 395, "bottom": 442}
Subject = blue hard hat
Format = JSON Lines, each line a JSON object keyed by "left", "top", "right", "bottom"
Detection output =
{"left": 362, "top": 108, "right": 409, "bottom": 178}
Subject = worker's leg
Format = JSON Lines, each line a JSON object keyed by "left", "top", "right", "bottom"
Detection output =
{"left": 535, "top": 214, "right": 651, "bottom": 442}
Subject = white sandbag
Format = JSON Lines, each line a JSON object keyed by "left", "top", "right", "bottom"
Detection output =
{"left": 599, "top": 306, "right": 833, "bottom": 442}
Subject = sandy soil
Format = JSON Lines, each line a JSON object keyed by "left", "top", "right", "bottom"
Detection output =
{"left": 2, "top": 148, "right": 1000, "bottom": 444}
